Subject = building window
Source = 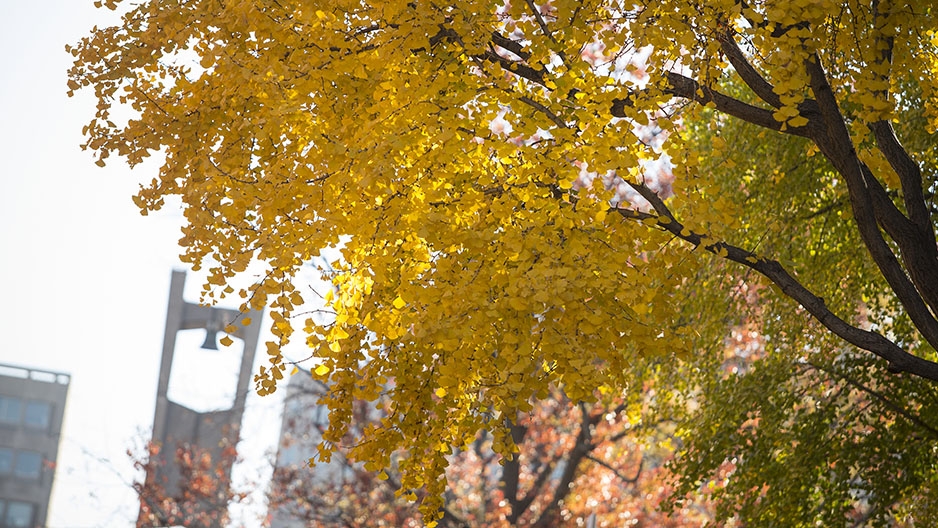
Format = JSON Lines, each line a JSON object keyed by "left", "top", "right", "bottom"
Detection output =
{"left": 0, "top": 396, "right": 20, "bottom": 425}
{"left": 13, "top": 451, "right": 41, "bottom": 480}
{"left": 4, "top": 501, "right": 34, "bottom": 528}
{"left": 23, "top": 401, "right": 51, "bottom": 430}
{"left": 0, "top": 448, "right": 11, "bottom": 474}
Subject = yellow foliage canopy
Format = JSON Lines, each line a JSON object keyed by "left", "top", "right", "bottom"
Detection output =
{"left": 69, "top": 1, "right": 938, "bottom": 521}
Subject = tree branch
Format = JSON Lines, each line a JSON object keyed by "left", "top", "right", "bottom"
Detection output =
{"left": 869, "top": 120, "right": 931, "bottom": 230}
{"left": 612, "top": 72, "right": 819, "bottom": 138}
{"left": 805, "top": 54, "right": 938, "bottom": 350}
{"left": 477, "top": 48, "right": 548, "bottom": 86}
{"left": 804, "top": 361, "right": 938, "bottom": 440}
{"left": 858, "top": 160, "right": 938, "bottom": 316}
{"left": 585, "top": 453, "right": 643, "bottom": 484}
{"left": 491, "top": 32, "right": 531, "bottom": 60}
{"left": 512, "top": 457, "right": 557, "bottom": 523}
{"left": 718, "top": 31, "right": 782, "bottom": 109}
{"left": 500, "top": 421, "right": 527, "bottom": 520}
{"left": 613, "top": 197, "right": 938, "bottom": 382}
{"left": 518, "top": 95, "right": 567, "bottom": 128}
{"left": 530, "top": 403, "right": 595, "bottom": 528}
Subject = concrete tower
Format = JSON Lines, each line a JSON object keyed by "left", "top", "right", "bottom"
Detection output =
{"left": 137, "top": 271, "right": 262, "bottom": 528}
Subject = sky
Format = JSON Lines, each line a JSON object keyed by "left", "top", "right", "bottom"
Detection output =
{"left": 0, "top": 2, "right": 313, "bottom": 526}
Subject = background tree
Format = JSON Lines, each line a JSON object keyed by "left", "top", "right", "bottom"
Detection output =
{"left": 666, "top": 82, "right": 938, "bottom": 526}
{"left": 268, "top": 372, "right": 712, "bottom": 527}
{"left": 133, "top": 440, "right": 243, "bottom": 528}
{"left": 130, "top": 372, "right": 711, "bottom": 527}
{"left": 69, "top": 0, "right": 938, "bottom": 523}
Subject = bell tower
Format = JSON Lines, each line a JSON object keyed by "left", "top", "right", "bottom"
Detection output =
{"left": 137, "top": 270, "right": 263, "bottom": 528}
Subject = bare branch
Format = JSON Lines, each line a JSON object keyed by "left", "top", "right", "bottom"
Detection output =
{"left": 804, "top": 361, "right": 938, "bottom": 440}
{"left": 585, "top": 454, "right": 643, "bottom": 484}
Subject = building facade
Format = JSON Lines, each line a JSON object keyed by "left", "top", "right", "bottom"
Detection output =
{"left": 268, "top": 372, "right": 390, "bottom": 528}
{"left": 0, "top": 363, "right": 70, "bottom": 528}
{"left": 268, "top": 373, "right": 336, "bottom": 528}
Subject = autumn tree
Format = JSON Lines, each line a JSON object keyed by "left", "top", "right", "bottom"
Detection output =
{"left": 68, "top": 0, "right": 938, "bottom": 524}
{"left": 127, "top": 373, "right": 705, "bottom": 528}
{"left": 665, "top": 84, "right": 938, "bottom": 526}
{"left": 133, "top": 440, "right": 243, "bottom": 528}
{"left": 269, "top": 372, "right": 711, "bottom": 527}
{"left": 268, "top": 374, "right": 421, "bottom": 527}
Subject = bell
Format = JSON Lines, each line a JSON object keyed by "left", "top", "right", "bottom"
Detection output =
{"left": 201, "top": 329, "right": 219, "bottom": 350}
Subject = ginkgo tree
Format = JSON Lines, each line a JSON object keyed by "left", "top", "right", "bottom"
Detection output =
{"left": 68, "top": 0, "right": 938, "bottom": 523}
{"left": 666, "top": 79, "right": 938, "bottom": 525}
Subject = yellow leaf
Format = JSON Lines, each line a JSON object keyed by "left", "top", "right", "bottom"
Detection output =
{"left": 435, "top": 387, "right": 447, "bottom": 398}
{"left": 219, "top": 335, "right": 233, "bottom": 347}
{"left": 393, "top": 296, "right": 406, "bottom": 309}
{"left": 314, "top": 364, "right": 330, "bottom": 376}
{"left": 788, "top": 115, "right": 809, "bottom": 128}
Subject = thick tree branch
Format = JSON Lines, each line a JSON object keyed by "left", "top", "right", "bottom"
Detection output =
{"left": 531, "top": 403, "right": 595, "bottom": 528}
{"left": 613, "top": 72, "right": 819, "bottom": 138}
{"left": 613, "top": 197, "right": 938, "bottom": 382}
{"left": 478, "top": 48, "right": 548, "bottom": 86}
{"left": 869, "top": 120, "right": 931, "bottom": 230}
{"left": 805, "top": 55, "right": 938, "bottom": 350}
{"left": 718, "top": 31, "right": 825, "bottom": 119}
{"left": 491, "top": 32, "right": 531, "bottom": 60}
{"left": 867, "top": 122, "right": 938, "bottom": 315}
{"left": 858, "top": 160, "right": 938, "bottom": 316}
{"left": 500, "top": 421, "right": 526, "bottom": 519}
{"left": 511, "top": 459, "right": 557, "bottom": 524}
{"left": 718, "top": 32, "right": 782, "bottom": 109}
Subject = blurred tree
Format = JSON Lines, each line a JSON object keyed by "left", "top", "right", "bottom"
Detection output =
{"left": 130, "top": 377, "right": 710, "bottom": 527}
{"left": 133, "top": 441, "right": 243, "bottom": 528}
{"left": 70, "top": 0, "right": 938, "bottom": 524}
{"left": 268, "top": 377, "right": 712, "bottom": 527}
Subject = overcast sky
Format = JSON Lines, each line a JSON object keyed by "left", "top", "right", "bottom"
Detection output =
{"left": 0, "top": 3, "right": 319, "bottom": 526}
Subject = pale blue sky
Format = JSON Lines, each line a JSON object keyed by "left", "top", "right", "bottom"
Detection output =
{"left": 0, "top": 2, "right": 317, "bottom": 526}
